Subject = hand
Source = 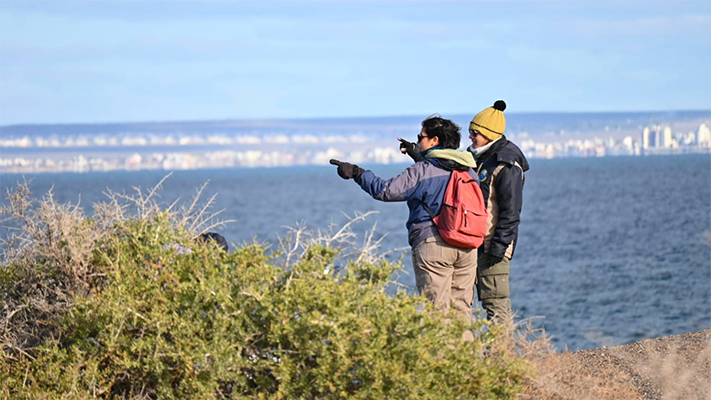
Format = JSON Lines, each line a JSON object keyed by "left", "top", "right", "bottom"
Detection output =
{"left": 329, "top": 159, "right": 364, "bottom": 180}
{"left": 398, "top": 137, "right": 424, "bottom": 162}
{"left": 487, "top": 254, "right": 504, "bottom": 265}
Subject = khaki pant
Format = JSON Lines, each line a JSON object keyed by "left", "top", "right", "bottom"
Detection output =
{"left": 411, "top": 236, "right": 477, "bottom": 313}
{"left": 476, "top": 253, "right": 511, "bottom": 324}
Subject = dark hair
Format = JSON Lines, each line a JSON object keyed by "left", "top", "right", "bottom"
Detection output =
{"left": 421, "top": 114, "right": 461, "bottom": 149}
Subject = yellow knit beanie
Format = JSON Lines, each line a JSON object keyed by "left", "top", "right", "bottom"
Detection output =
{"left": 469, "top": 100, "right": 507, "bottom": 141}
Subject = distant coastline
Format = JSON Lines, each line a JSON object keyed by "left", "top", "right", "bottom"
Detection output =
{"left": 2, "top": 110, "right": 710, "bottom": 174}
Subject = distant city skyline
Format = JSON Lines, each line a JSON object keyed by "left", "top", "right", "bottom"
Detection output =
{"left": 1, "top": 111, "right": 709, "bottom": 173}
{"left": 1, "top": 0, "right": 710, "bottom": 125}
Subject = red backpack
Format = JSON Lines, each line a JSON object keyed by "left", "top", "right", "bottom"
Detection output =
{"left": 424, "top": 169, "right": 488, "bottom": 249}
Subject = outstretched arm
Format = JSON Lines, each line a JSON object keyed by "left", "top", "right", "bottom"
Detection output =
{"left": 329, "top": 159, "right": 424, "bottom": 202}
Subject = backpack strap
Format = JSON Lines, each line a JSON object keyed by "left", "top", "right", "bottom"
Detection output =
{"left": 421, "top": 198, "right": 436, "bottom": 220}
{"left": 420, "top": 167, "right": 454, "bottom": 221}
{"left": 419, "top": 159, "right": 438, "bottom": 221}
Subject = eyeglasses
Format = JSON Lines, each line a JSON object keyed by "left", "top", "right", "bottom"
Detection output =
{"left": 417, "top": 133, "right": 430, "bottom": 142}
{"left": 469, "top": 129, "right": 481, "bottom": 137}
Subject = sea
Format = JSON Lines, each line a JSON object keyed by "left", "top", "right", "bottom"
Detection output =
{"left": 1, "top": 154, "right": 710, "bottom": 351}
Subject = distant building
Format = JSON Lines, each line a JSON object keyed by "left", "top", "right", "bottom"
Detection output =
{"left": 622, "top": 136, "right": 634, "bottom": 149}
{"left": 661, "top": 126, "right": 673, "bottom": 148}
{"left": 642, "top": 126, "right": 658, "bottom": 149}
{"left": 642, "top": 124, "right": 677, "bottom": 150}
{"left": 697, "top": 123, "right": 710, "bottom": 147}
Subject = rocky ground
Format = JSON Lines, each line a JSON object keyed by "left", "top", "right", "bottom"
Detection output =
{"left": 522, "top": 328, "right": 711, "bottom": 400}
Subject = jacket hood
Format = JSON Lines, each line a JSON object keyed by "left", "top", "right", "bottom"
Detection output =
{"left": 425, "top": 149, "right": 477, "bottom": 169}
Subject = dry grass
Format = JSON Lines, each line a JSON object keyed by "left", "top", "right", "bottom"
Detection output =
{"left": 275, "top": 210, "right": 409, "bottom": 271}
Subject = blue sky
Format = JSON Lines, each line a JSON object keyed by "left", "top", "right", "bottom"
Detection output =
{"left": 1, "top": 0, "right": 709, "bottom": 125}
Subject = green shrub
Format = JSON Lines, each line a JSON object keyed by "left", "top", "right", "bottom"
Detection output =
{"left": 0, "top": 177, "right": 232, "bottom": 357}
{"left": 1, "top": 182, "right": 531, "bottom": 399}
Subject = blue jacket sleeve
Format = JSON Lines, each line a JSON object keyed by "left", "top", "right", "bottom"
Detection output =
{"left": 356, "top": 164, "right": 423, "bottom": 202}
{"left": 489, "top": 164, "right": 524, "bottom": 258}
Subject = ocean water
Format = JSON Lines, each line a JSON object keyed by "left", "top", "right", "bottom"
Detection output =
{"left": 1, "top": 155, "right": 710, "bottom": 351}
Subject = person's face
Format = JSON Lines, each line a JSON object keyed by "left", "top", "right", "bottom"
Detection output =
{"left": 417, "top": 127, "right": 439, "bottom": 151}
{"left": 469, "top": 128, "right": 491, "bottom": 149}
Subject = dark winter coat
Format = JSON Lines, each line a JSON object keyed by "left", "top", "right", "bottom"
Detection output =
{"left": 470, "top": 136, "right": 529, "bottom": 260}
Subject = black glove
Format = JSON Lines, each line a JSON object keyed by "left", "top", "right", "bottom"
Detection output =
{"left": 398, "top": 137, "right": 425, "bottom": 162}
{"left": 329, "top": 159, "right": 364, "bottom": 180}
{"left": 487, "top": 254, "right": 504, "bottom": 265}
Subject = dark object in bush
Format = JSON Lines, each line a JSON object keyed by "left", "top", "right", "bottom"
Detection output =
{"left": 198, "top": 232, "right": 229, "bottom": 251}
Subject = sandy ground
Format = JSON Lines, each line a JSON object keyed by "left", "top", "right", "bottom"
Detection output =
{"left": 523, "top": 328, "right": 711, "bottom": 400}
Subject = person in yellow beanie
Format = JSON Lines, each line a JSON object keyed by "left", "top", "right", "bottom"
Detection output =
{"left": 467, "top": 100, "right": 529, "bottom": 324}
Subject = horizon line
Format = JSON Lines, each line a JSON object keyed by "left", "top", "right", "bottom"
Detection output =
{"left": 2, "top": 108, "right": 710, "bottom": 128}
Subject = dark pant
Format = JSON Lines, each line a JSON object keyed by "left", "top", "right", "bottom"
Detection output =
{"left": 476, "top": 253, "right": 511, "bottom": 323}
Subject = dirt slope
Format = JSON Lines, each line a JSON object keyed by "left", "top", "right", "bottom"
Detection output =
{"left": 522, "top": 328, "right": 711, "bottom": 400}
